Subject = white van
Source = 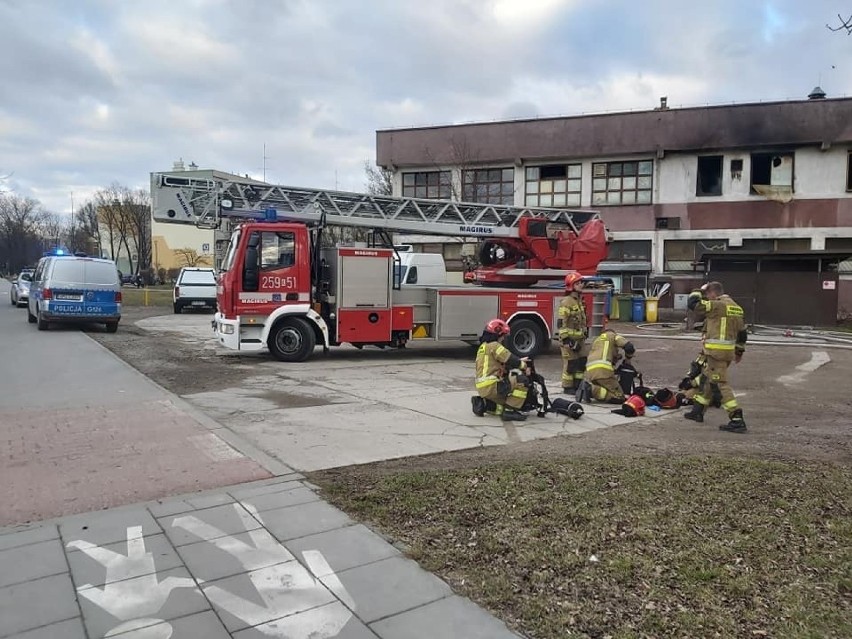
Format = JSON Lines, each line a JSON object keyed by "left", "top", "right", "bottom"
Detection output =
{"left": 394, "top": 252, "right": 447, "bottom": 286}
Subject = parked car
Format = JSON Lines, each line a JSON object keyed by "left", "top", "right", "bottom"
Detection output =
{"left": 173, "top": 267, "right": 217, "bottom": 313}
{"left": 27, "top": 255, "right": 121, "bottom": 332}
{"left": 10, "top": 269, "right": 34, "bottom": 307}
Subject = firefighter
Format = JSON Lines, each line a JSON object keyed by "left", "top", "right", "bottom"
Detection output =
{"left": 577, "top": 328, "right": 636, "bottom": 403}
{"left": 677, "top": 349, "right": 722, "bottom": 407}
{"left": 683, "top": 281, "right": 748, "bottom": 432}
{"left": 558, "top": 272, "right": 588, "bottom": 394}
{"left": 472, "top": 318, "right": 530, "bottom": 422}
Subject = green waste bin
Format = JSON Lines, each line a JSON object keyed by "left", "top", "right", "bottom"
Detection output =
{"left": 617, "top": 296, "right": 632, "bottom": 322}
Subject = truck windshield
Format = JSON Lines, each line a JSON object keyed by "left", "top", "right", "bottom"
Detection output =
{"left": 220, "top": 230, "right": 241, "bottom": 272}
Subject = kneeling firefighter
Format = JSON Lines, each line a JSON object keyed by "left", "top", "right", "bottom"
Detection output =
{"left": 577, "top": 328, "right": 636, "bottom": 403}
{"left": 472, "top": 318, "right": 530, "bottom": 422}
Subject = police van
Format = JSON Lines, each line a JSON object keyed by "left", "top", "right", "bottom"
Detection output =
{"left": 27, "top": 252, "right": 122, "bottom": 332}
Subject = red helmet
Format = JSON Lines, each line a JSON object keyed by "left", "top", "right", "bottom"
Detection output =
{"left": 654, "top": 388, "right": 678, "bottom": 409}
{"left": 622, "top": 394, "right": 646, "bottom": 417}
{"left": 485, "top": 318, "right": 511, "bottom": 337}
{"left": 564, "top": 272, "right": 583, "bottom": 290}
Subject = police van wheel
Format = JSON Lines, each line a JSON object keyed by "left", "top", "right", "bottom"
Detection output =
{"left": 268, "top": 317, "right": 316, "bottom": 363}
{"left": 507, "top": 318, "right": 545, "bottom": 358}
{"left": 27, "top": 308, "right": 36, "bottom": 323}
{"left": 36, "top": 311, "right": 49, "bottom": 331}
{"left": 105, "top": 322, "right": 119, "bottom": 334}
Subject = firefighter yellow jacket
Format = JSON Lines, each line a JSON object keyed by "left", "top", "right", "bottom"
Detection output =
{"left": 558, "top": 293, "right": 587, "bottom": 342}
{"left": 586, "top": 331, "right": 630, "bottom": 372}
{"left": 691, "top": 294, "right": 745, "bottom": 360}
{"left": 475, "top": 341, "right": 524, "bottom": 391}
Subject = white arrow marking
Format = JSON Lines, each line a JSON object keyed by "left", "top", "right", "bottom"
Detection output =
{"left": 777, "top": 351, "right": 831, "bottom": 386}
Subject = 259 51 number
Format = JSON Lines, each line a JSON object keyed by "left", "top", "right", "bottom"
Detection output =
{"left": 261, "top": 275, "right": 296, "bottom": 289}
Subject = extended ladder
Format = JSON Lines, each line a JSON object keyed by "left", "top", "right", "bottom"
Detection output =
{"left": 150, "top": 173, "right": 600, "bottom": 238}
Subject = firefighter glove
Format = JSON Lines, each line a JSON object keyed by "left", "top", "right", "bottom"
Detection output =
{"left": 687, "top": 291, "right": 702, "bottom": 311}
{"left": 678, "top": 377, "right": 693, "bottom": 391}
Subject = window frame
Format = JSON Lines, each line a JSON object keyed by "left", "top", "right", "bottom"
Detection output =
{"left": 696, "top": 155, "right": 724, "bottom": 197}
{"left": 524, "top": 163, "right": 582, "bottom": 208}
{"left": 258, "top": 231, "right": 297, "bottom": 271}
{"left": 750, "top": 151, "right": 794, "bottom": 195}
{"left": 847, "top": 150, "right": 852, "bottom": 192}
{"left": 591, "top": 160, "right": 653, "bottom": 206}
{"left": 402, "top": 170, "right": 452, "bottom": 200}
{"left": 462, "top": 167, "right": 514, "bottom": 205}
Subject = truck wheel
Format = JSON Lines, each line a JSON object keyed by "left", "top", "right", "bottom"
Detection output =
{"left": 268, "top": 317, "right": 316, "bottom": 362}
{"left": 105, "top": 322, "right": 119, "bottom": 333}
{"left": 507, "top": 318, "right": 545, "bottom": 358}
{"left": 36, "top": 311, "right": 49, "bottom": 331}
{"left": 173, "top": 303, "right": 182, "bottom": 314}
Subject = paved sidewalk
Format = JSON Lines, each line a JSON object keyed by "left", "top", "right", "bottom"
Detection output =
{"left": 0, "top": 474, "right": 522, "bottom": 639}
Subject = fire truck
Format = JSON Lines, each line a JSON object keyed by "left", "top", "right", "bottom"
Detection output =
{"left": 150, "top": 173, "right": 610, "bottom": 362}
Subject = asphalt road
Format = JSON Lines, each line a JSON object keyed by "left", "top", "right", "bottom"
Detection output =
{"left": 0, "top": 280, "right": 272, "bottom": 527}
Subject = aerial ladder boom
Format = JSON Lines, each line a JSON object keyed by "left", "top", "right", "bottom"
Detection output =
{"left": 150, "top": 172, "right": 610, "bottom": 283}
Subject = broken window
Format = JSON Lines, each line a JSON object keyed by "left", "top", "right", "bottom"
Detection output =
{"left": 750, "top": 152, "right": 794, "bottom": 195}
{"left": 463, "top": 167, "right": 514, "bottom": 205}
{"left": 592, "top": 160, "right": 653, "bottom": 205}
{"left": 696, "top": 155, "right": 723, "bottom": 196}
{"left": 525, "top": 164, "right": 581, "bottom": 207}
{"left": 402, "top": 171, "right": 451, "bottom": 199}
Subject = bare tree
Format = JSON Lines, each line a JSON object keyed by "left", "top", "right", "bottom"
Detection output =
{"left": 827, "top": 13, "right": 852, "bottom": 34}
{"left": 66, "top": 202, "right": 100, "bottom": 255}
{"left": 36, "top": 212, "right": 66, "bottom": 250}
{"left": 92, "top": 184, "right": 151, "bottom": 274}
{"left": 0, "top": 193, "right": 46, "bottom": 273}
{"left": 363, "top": 160, "right": 393, "bottom": 196}
{"left": 173, "top": 247, "right": 210, "bottom": 267}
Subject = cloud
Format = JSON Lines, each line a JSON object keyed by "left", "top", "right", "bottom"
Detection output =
{"left": 0, "top": 0, "right": 849, "bottom": 214}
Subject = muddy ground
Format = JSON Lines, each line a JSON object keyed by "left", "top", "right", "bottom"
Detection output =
{"left": 91, "top": 307, "right": 852, "bottom": 478}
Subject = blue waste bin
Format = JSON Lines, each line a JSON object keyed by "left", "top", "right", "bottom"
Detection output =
{"left": 631, "top": 296, "right": 645, "bottom": 322}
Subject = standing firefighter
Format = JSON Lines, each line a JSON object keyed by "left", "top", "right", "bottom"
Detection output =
{"left": 577, "top": 328, "right": 636, "bottom": 403}
{"left": 472, "top": 318, "right": 530, "bottom": 422}
{"left": 683, "top": 281, "right": 748, "bottom": 432}
{"left": 559, "top": 272, "right": 588, "bottom": 394}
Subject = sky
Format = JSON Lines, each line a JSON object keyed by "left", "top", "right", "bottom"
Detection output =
{"left": 0, "top": 0, "right": 850, "bottom": 215}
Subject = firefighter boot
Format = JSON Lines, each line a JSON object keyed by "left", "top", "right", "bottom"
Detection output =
{"left": 471, "top": 396, "right": 486, "bottom": 417}
{"left": 501, "top": 408, "right": 528, "bottom": 422}
{"left": 683, "top": 403, "right": 705, "bottom": 423}
{"left": 575, "top": 380, "right": 593, "bottom": 404}
{"left": 563, "top": 384, "right": 577, "bottom": 395}
{"left": 720, "top": 408, "right": 747, "bottom": 433}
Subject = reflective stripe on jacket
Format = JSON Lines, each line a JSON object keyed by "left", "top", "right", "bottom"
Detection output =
{"left": 558, "top": 293, "right": 586, "bottom": 340}
{"left": 475, "top": 341, "right": 519, "bottom": 388}
{"left": 586, "top": 331, "right": 629, "bottom": 371}
{"left": 694, "top": 295, "right": 744, "bottom": 353}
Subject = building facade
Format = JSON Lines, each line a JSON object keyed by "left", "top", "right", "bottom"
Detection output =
{"left": 375, "top": 95, "right": 852, "bottom": 319}
{"left": 149, "top": 165, "right": 261, "bottom": 274}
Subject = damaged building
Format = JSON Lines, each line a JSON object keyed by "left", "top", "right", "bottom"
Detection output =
{"left": 375, "top": 91, "right": 852, "bottom": 323}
